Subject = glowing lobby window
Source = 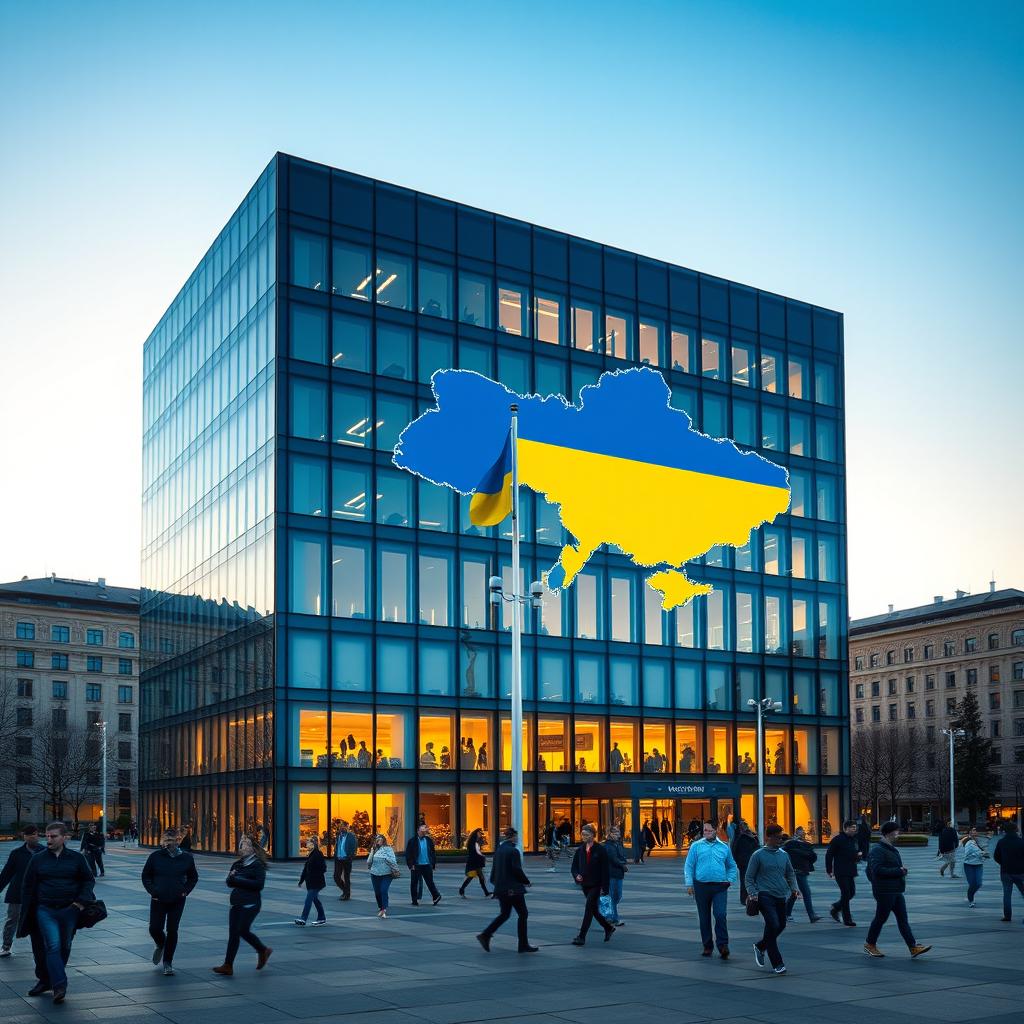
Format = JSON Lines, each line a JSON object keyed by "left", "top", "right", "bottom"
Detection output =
{"left": 537, "top": 715, "right": 569, "bottom": 771}
{"left": 332, "top": 543, "right": 366, "bottom": 618}
{"left": 459, "top": 273, "right": 492, "bottom": 328}
{"left": 604, "top": 311, "right": 632, "bottom": 359}
{"left": 419, "top": 713, "right": 454, "bottom": 770}
{"left": 375, "top": 710, "right": 410, "bottom": 769}
{"left": 701, "top": 334, "right": 723, "bottom": 379}
{"left": 296, "top": 708, "right": 328, "bottom": 767}
{"left": 762, "top": 792, "right": 790, "bottom": 832}
{"left": 572, "top": 300, "right": 598, "bottom": 351}
{"left": 820, "top": 788, "right": 840, "bottom": 840}
{"left": 675, "top": 723, "right": 701, "bottom": 773}
{"left": 331, "top": 241, "right": 371, "bottom": 300}
{"left": 639, "top": 320, "right": 661, "bottom": 366}
{"left": 573, "top": 718, "right": 603, "bottom": 773}
{"left": 462, "top": 789, "right": 493, "bottom": 846}
{"left": 764, "top": 727, "right": 789, "bottom": 774}
{"left": 820, "top": 727, "right": 839, "bottom": 775}
{"left": 792, "top": 726, "right": 816, "bottom": 774}
{"left": 375, "top": 252, "right": 411, "bottom": 310}
{"left": 761, "top": 350, "right": 781, "bottom": 393}
{"left": 333, "top": 464, "right": 369, "bottom": 521}
{"left": 642, "top": 721, "right": 670, "bottom": 773}
{"left": 610, "top": 575, "right": 634, "bottom": 642}
{"left": 706, "top": 725, "right": 732, "bottom": 774}
{"left": 609, "top": 720, "right": 638, "bottom": 773}
{"left": 498, "top": 285, "right": 528, "bottom": 335}
{"left": 535, "top": 294, "right": 563, "bottom": 344}
{"left": 731, "top": 343, "right": 754, "bottom": 386}
{"left": 373, "top": 790, "right": 408, "bottom": 850}
{"left": 500, "top": 714, "right": 534, "bottom": 771}
{"left": 330, "top": 710, "right": 373, "bottom": 767}
{"left": 736, "top": 727, "right": 757, "bottom": 776}
{"left": 671, "top": 328, "right": 693, "bottom": 372}
{"left": 459, "top": 713, "right": 492, "bottom": 770}
{"left": 418, "top": 554, "right": 450, "bottom": 626}
{"left": 418, "top": 263, "right": 452, "bottom": 319}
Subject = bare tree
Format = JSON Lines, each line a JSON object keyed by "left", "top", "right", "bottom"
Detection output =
{"left": 0, "top": 673, "right": 22, "bottom": 825}
{"left": 33, "top": 721, "right": 74, "bottom": 822}
{"left": 62, "top": 725, "right": 111, "bottom": 830}
{"left": 850, "top": 728, "right": 884, "bottom": 820}
{"left": 878, "top": 724, "right": 919, "bottom": 821}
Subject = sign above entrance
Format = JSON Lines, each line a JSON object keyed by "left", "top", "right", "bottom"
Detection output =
{"left": 630, "top": 780, "right": 738, "bottom": 800}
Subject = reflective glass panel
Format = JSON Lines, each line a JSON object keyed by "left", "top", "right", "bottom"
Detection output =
{"left": 671, "top": 328, "right": 693, "bottom": 372}
{"left": 418, "top": 554, "right": 450, "bottom": 627}
{"left": 332, "top": 543, "right": 367, "bottom": 618}
{"left": 291, "top": 456, "right": 326, "bottom": 516}
{"left": 376, "top": 468, "right": 411, "bottom": 527}
{"left": 761, "top": 349, "right": 781, "bottom": 393}
{"left": 291, "top": 378, "right": 327, "bottom": 441}
{"left": 459, "top": 273, "right": 492, "bottom": 328}
{"left": 377, "top": 323, "right": 412, "bottom": 379}
{"left": 498, "top": 285, "right": 528, "bottom": 335}
{"left": 332, "top": 313, "right": 370, "bottom": 371}
{"left": 639, "top": 320, "right": 661, "bottom": 366}
{"left": 418, "top": 479, "right": 451, "bottom": 531}
{"left": 332, "top": 240, "right": 371, "bottom": 300}
{"left": 604, "top": 311, "right": 633, "bottom": 359}
{"left": 375, "top": 253, "right": 412, "bottom": 309}
{"left": 380, "top": 549, "right": 410, "bottom": 622}
{"left": 292, "top": 231, "right": 327, "bottom": 290}
{"left": 788, "top": 356, "right": 808, "bottom": 399}
{"left": 332, "top": 463, "right": 370, "bottom": 521}
{"left": 789, "top": 412, "right": 810, "bottom": 456}
{"left": 290, "top": 534, "right": 326, "bottom": 615}
{"left": 535, "top": 293, "right": 564, "bottom": 344}
{"left": 332, "top": 387, "right": 371, "bottom": 447}
{"left": 418, "top": 263, "right": 453, "bottom": 318}
{"left": 701, "top": 334, "right": 723, "bottom": 378}
{"left": 290, "top": 305, "right": 327, "bottom": 363}
{"left": 731, "top": 342, "right": 754, "bottom": 386}
{"left": 572, "top": 300, "right": 598, "bottom": 351}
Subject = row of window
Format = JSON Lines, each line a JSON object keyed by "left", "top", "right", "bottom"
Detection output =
{"left": 14, "top": 677, "right": 134, "bottom": 703}
{"left": 13, "top": 623, "right": 136, "bottom": 647}
{"left": 14, "top": 708, "right": 133, "bottom": 732}
{"left": 854, "top": 629, "right": 1024, "bottom": 669}
{"left": 989, "top": 745, "right": 1024, "bottom": 765}
{"left": 854, "top": 663, "right": 1024, "bottom": 700}
{"left": 14, "top": 650, "right": 134, "bottom": 673}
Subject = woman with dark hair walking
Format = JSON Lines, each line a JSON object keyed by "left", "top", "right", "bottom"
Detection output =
{"left": 459, "top": 829, "right": 491, "bottom": 898}
{"left": 961, "top": 827, "right": 989, "bottom": 908}
{"left": 294, "top": 836, "right": 327, "bottom": 925}
{"left": 212, "top": 836, "right": 272, "bottom": 975}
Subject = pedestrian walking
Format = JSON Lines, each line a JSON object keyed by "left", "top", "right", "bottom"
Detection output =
{"left": 295, "top": 837, "right": 327, "bottom": 926}
{"left": 684, "top": 821, "right": 738, "bottom": 959}
{"left": 746, "top": 824, "right": 800, "bottom": 974}
{"left": 660, "top": 816, "right": 671, "bottom": 846}
{"left": 0, "top": 825, "right": 43, "bottom": 958}
{"left": 367, "top": 833, "right": 400, "bottom": 917}
{"left": 80, "top": 824, "right": 105, "bottom": 878}
{"left": 141, "top": 828, "right": 199, "bottom": 976}
{"left": 212, "top": 835, "right": 272, "bottom": 975}
{"left": 937, "top": 820, "right": 960, "bottom": 878}
{"left": 178, "top": 826, "right": 192, "bottom": 851}
{"left": 825, "top": 820, "right": 861, "bottom": 926}
{"left": 17, "top": 821, "right": 94, "bottom": 1003}
{"left": 961, "top": 827, "right": 989, "bottom": 908}
{"left": 730, "top": 820, "right": 758, "bottom": 906}
{"left": 544, "top": 820, "right": 559, "bottom": 871}
{"left": 993, "top": 821, "right": 1024, "bottom": 923}
{"left": 856, "top": 816, "right": 871, "bottom": 861}
{"left": 642, "top": 820, "right": 657, "bottom": 860}
{"left": 405, "top": 824, "right": 442, "bottom": 906}
{"left": 458, "top": 828, "right": 492, "bottom": 898}
{"left": 863, "top": 821, "right": 931, "bottom": 959}
{"left": 604, "top": 824, "right": 629, "bottom": 924}
{"left": 783, "top": 827, "right": 821, "bottom": 922}
{"left": 333, "top": 821, "right": 357, "bottom": 900}
{"left": 476, "top": 826, "right": 537, "bottom": 952}
{"left": 570, "top": 824, "right": 615, "bottom": 945}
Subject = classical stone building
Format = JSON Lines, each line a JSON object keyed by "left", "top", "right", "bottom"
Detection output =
{"left": 849, "top": 585, "right": 1024, "bottom": 825}
{"left": 0, "top": 575, "right": 140, "bottom": 829}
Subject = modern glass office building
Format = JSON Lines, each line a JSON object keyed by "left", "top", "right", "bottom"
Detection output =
{"left": 140, "top": 153, "right": 849, "bottom": 856}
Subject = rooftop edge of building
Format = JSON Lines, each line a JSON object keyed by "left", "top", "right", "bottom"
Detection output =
{"left": 850, "top": 587, "right": 1024, "bottom": 636}
{"left": 0, "top": 575, "right": 140, "bottom": 608}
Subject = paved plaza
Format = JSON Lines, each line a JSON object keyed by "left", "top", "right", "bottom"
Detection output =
{"left": 0, "top": 839, "right": 1021, "bottom": 1024}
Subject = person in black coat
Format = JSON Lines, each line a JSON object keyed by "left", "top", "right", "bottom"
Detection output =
{"left": 0, "top": 825, "right": 43, "bottom": 956}
{"left": 856, "top": 816, "right": 871, "bottom": 861}
{"left": 405, "top": 824, "right": 442, "bottom": 905}
{"left": 730, "top": 822, "right": 759, "bottom": 905}
{"left": 476, "top": 827, "right": 536, "bottom": 952}
{"left": 993, "top": 822, "right": 1024, "bottom": 921}
{"left": 212, "top": 835, "right": 272, "bottom": 975}
{"left": 80, "top": 824, "right": 106, "bottom": 878}
{"left": 141, "top": 828, "right": 199, "bottom": 974}
{"left": 569, "top": 824, "right": 614, "bottom": 945}
{"left": 459, "top": 828, "right": 491, "bottom": 898}
{"left": 825, "top": 820, "right": 861, "bottom": 926}
{"left": 937, "top": 820, "right": 960, "bottom": 878}
{"left": 295, "top": 837, "right": 327, "bottom": 926}
{"left": 864, "top": 822, "right": 930, "bottom": 958}
{"left": 783, "top": 826, "right": 821, "bottom": 922}
{"left": 17, "top": 822, "right": 95, "bottom": 1003}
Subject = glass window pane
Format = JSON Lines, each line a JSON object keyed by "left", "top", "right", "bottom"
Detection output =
{"left": 459, "top": 339, "right": 492, "bottom": 377}
{"left": 675, "top": 601, "right": 696, "bottom": 647}
{"left": 611, "top": 658, "right": 638, "bottom": 706}
{"left": 378, "top": 638, "right": 413, "bottom": 693}
{"left": 459, "top": 273, "right": 492, "bottom": 328}
{"left": 706, "top": 589, "right": 725, "bottom": 650}
{"left": 816, "top": 475, "right": 837, "bottom": 521}
{"left": 332, "top": 313, "right": 370, "bottom": 371}
{"left": 644, "top": 661, "right": 670, "bottom": 707}
{"left": 792, "top": 596, "right": 810, "bottom": 656}
{"left": 675, "top": 664, "right": 701, "bottom": 708}
{"left": 375, "top": 252, "right": 412, "bottom": 309}
{"left": 706, "top": 665, "right": 732, "bottom": 711}
{"left": 380, "top": 549, "right": 410, "bottom": 622}
{"left": 572, "top": 300, "right": 598, "bottom": 351}
{"left": 575, "top": 572, "right": 599, "bottom": 639}
{"left": 788, "top": 356, "right": 808, "bottom": 399}
{"left": 644, "top": 585, "right": 665, "bottom": 645}
{"left": 604, "top": 310, "right": 633, "bottom": 359}
{"left": 639, "top": 320, "right": 662, "bottom": 366}
{"left": 538, "top": 714, "right": 569, "bottom": 769}
{"left": 290, "top": 305, "right": 327, "bottom": 363}
{"left": 418, "top": 479, "right": 451, "bottom": 531}
{"left": 376, "top": 323, "right": 412, "bottom": 379}
{"left": 289, "top": 534, "right": 326, "bottom": 615}
{"left": 761, "top": 406, "right": 784, "bottom": 450}
{"left": 291, "top": 456, "right": 326, "bottom": 516}
{"left": 818, "top": 597, "right": 838, "bottom": 659}
{"left": 817, "top": 536, "right": 838, "bottom": 582}
{"left": 289, "top": 631, "right": 325, "bottom": 687}
{"left": 418, "top": 262, "right": 452, "bottom": 318}
{"left": 332, "top": 543, "right": 367, "bottom": 618}
{"left": 535, "top": 357, "right": 566, "bottom": 399}
{"left": 610, "top": 575, "right": 634, "bottom": 642}
{"left": 333, "top": 635, "right": 369, "bottom": 692}
{"left": 291, "top": 378, "right": 327, "bottom": 441}
{"left": 498, "top": 284, "right": 528, "bottom": 336}
{"left": 671, "top": 327, "right": 693, "bottom": 372}
{"left": 575, "top": 655, "right": 605, "bottom": 705}
{"left": 791, "top": 532, "right": 811, "bottom": 579}
{"left": 609, "top": 720, "right": 637, "bottom": 772}
{"left": 789, "top": 412, "right": 810, "bottom": 456}
{"left": 376, "top": 468, "right": 411, "bottom": 527}
{"left": 765, "top": 594, "right": 786, "bottom": 654}
{"left": 535, "top": 293, "right": 564, "bottom": 344}
{"left": 733, "top": 400, "right": 756, "bottom": 446}
{"left": 790, "top": 469, "right": 811, "bottom": 517}
{"left": 535, "top": 498, "right": 563, "bottom": 547}
{"left": 761, "top": 349, "right": 781, "bottom": 393}
{"left": 540, "top": 584, "right": 563, "bottom": 637}
{"left": 573, "top": 717, "right": 603, "bottom": 772}
{"left": 815, "top": 361, "right": 836, "bottom": 405}
{"left": 816, "top": 420, "right": 837, "bottom": 461}
{"left": 497, "top": 349, "right": 530, "bottom": 393}
{"left": 292, "top": 231, "right": 326, "bottom": 291}
{"left": 375, "top": 395, "right": 412, "bottom": 452}
{"left": 461, "top": 640, "right": 493, "bottom": 697}
{"left": 675, "top": 722, "right": 702, "bottom": 772}
{"left": 701, "top": 334, "right": 723, "bottom": 378}
{"left": 462, "top": 559, "right": 488, "bottom": 629}
{"left": 735, "top": 591, "right": 754, "bottom": 652}
{"left": 418, "top": 554, "right": 450, "bottom": 626}
{"left": 331, "top": 240, "right": 371, "bottom": 300}
{"left": 763, "top": 528, "right": 783, "bottom": 575}
{"left": 703, "top": 394, "right": 727, "bottom": 437}
{"left": 731, "top": 342, "right": 754, "bottom": 386}
{"left": 332, "top": 386, "right": 371, "bottom": 448}
{"left": 792, "top": 670, "right": 814, "bottom": 715}
{"left": 418, "top": 332, "right": 453, "bottom": 385}
{"left": 332, "top": 463, "right": 370, "bottom": 521}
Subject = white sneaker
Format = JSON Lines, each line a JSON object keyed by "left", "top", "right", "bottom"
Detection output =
{"left": 547, "top": 867, "right": 557, "bottom": 872}
{"left": 162, "top": 964, "right": 175, "bottom": 976}
{"left": 753, "top": 944, "right": 765, "bottom": 968}
{"left": 0, "top": 947, "right": 11, "bottom": 958}
{"left": 293, "top": 919, "right": 306, "bottom": 926}
{"left": 310, "top": 919, "right": 327, "bottom": 926}
{"left": 773, "top": 964, "right": 787, "bottom": 974}
{"left": 968, "top": 902, "right": 975, "bottom": 908}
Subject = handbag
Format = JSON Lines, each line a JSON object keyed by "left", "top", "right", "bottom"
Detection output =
{"left": 390, "top": 865, "right": 402, "bottom": 878}
{"left": 77, "top": 899, "right": 108, "bottom": 929}
{"left": 598, "top": 894, "right": 614, "bottom": 918}
{"left": 745, "top": 896, "right": 760, "bottom": 917}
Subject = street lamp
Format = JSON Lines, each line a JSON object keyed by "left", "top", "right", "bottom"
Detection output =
{"left": 941, "top": 727, "right": 966, "bottom": 827}
{"left": 490, "top": 575, "right": 544, "bottom": 850}
{"left": 747, "top": 697, "right": 783, "bottom": 842}
{"left": 93, "top": 719, "right": 108, "bottom": 835}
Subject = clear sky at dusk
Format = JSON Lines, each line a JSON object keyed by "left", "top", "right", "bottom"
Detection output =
{"left": 0, "top": 1, "right": 1021, "bottom": 619}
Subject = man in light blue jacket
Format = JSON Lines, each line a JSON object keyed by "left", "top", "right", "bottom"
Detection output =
{"left": 684, "top": 822, "right": 738, "bottom": 958}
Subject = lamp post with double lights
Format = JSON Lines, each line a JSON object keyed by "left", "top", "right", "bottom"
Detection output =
{"left": 93, "top": 719, "right": 108, "bottom": 835}
{"left": 941, "top": 727, "right": 966, "bottom": 827}
{"left": 747, "top": 696, "right": 783, "bottom": 842}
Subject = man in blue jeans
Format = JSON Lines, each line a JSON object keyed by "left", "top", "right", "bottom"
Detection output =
{"left": 993, "top": 821, "right": 1024, "bottom": 923}
{"left": 17, "top": 822, "right": 95, "bottom": 1004}
{"left": 684, "top": 821, "right": 738, "bottom": 959}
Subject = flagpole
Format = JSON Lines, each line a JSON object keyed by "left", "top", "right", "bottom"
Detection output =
{"left": 509, "top": 403, "right": 523, "bottom": 851}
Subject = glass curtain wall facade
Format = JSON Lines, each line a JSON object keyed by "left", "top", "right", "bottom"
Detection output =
{"left": 142, "top": 153, "right": 849, "bottom": 857}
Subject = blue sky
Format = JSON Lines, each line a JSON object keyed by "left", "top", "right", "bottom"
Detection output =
{"left": 0, "top": 1, "right": 1021, "bottom": 617}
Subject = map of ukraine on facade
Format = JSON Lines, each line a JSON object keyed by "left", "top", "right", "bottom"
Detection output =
{"left": 393, "top": 367, "right": 790, "bottom": 610}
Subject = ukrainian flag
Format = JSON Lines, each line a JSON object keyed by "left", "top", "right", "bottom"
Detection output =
{"left": 469, "top": 433, "right": 513, "bottom": 526}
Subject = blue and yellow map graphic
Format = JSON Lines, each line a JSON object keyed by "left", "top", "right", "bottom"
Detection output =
{"left": 394, "top": 367, "right": 791, "bottom": 610}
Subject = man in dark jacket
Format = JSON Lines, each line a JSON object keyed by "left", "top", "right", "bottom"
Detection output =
{"left": 569, "top": 824, "right": 614, "bottom": 946}
{"left": 0, "top": 824, "right": 43, "bottom": 956}
{"left": 80, "top": 824, "right": 105, "bottom": 878}
{"left": 405, "top": 824, "right": 441, "bottom": 905}
{"left": 826, "top": 820, "right": 861, "bottom": 926}
{"left": 731, "top": 822, "right": 759, "bottom": 905}
{"left": 993, "top": 821, "right": 1024, "bottom": 922}
{"left": 476, "top": 827, "right": 536, "bottom": 952}
{"left": 333, "top": 821, "right": 357, "bottom": 900}
{"left": 783, "top": 826, "right": 821, "bottom": 922}
{"left": 604, "top": 825, "right": 629, "bottom": 925}
{"left": 856, "top": 816, "right": 871, "bottom": 861}
{"left": 17, "top": 821, "right": 95, "bottom": 1003}
{"left": 937, "top": 820, "right": 959, "bottom": 877}
{"left": 141, "top": 828, "right": 199, "bottom": 975}
{"left": 863, "top": 821, "right": 931, "bottom": 958}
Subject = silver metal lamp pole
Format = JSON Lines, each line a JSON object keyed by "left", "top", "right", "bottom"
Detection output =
{"left": 509, "top": 404, "right": 523, "bottom": 851}
{"left": 942, "top": 727, "right": 965, "bottom": 827}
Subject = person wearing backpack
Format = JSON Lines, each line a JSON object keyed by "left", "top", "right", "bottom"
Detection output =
{"left": 863, "top": 821, "right": 931, "bottom": 959}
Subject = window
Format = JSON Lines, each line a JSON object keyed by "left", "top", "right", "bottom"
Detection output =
{"left": 761, "top": 349, "right": 781, "bottom": 392}
{"left": 855, "top": 683, "right": 864, "bottom": 699}
{"left": 50, "top": 624, "right": 70, "bottom": 643}
{"left": 17, "top": 678, "right": 32, "bottom": 697}
{"left": 965, "top": 636, "right": 977, "bottom": 653}
{"left": 925, "top": 674, "right": 935, "bottom": 690}
{"left": 374, "top": 252, "right": 412, "bottom": 310}
{"left": 907, "top": 702, "right": 916, "bottom": 719}
{"left": 888, "top": 704, "right": 897, "bottom": 721}
{"left": 946, "top": 698, "right": 956, "bottom": 714}
{"left": 991, "top": 744, "right": 1002, "bottom": 762}
{"left": 943, "top": 640, "right": 956, "bottom": 657}
{"left": 87, "top": 710, "right": 102, "bottom": 727}
{"left": 86, "top": 656, "right": 102, "bottom": 672}
{"left": 290, "top": 304, "right": 327, "bottom": 363}
{"left": 731, "top": 342, "right": 754, "bottom": 386}
{"left": 52, "top": 680, "right": 67, "bottom": 699}
{"left": 118, "top": 713, "right": 131, "bottom": 732}
{"left": 118, "top": 658, "right": 133, "bottom": 675}
{"left": 926, "top": 751, "right": 936, "bottom": 769}
{"left": 927, "top": 725, "right": 936, "bottom": 742}
{"left": 854, "top": 656, "right": 864, "bottom": 670}
{"left": 871, "top": 706, "right": 880, "bottom": 722}
{"left": 905, "top": 676, "right": 915, "bottom": 693}
{"left": 967, "top": 668, "right": 977, "bottom": 685}
{"left": 1014, "top": 663, "right": 1024, "bottom": 681}
{"left": 418, "top": 262, "right": 452, "bottom": 318}
{"left": 886, "top": 651, "right": 896, "bottom": 666}
{"left": 292, "top": 230, "right": 326, "bottom": 290}
{"left": 497, "top": 284, "right": 528, "bottom": 336}
{"left": 459, "top": 273, "right": 492, "bottom": 328}
{"left": 86, "top": 683, "right": 102, "bottom": 702}
{"left": 945, "top": 672, "right": 956, "bottom": 688}
{"left": 869, "top": 653, "right": 880, "bottom": 668}
{"left": 118, "top": 685, "right": 133, "bottom": 704}
{"left": 670, "top": 327, "right": 693, "bottom": 371}
{"left": 16, "top": 621, "right": 35, "bottom": 639}
{"left": 118, "top": 741, "right": 132, "bottom": 761}
{"left": 604, "top": 310, "right": 633, "bottom": 358}
{"left": 117, "top": 769, "right": 131, "bottom": 786}
{"left": 989, "top": 692, "right": 1001, "bottom": 711}
{"left": 990, "top": 665, "right": 1001, "bottom": 684}
{"left": 15, "top": 736, "right": 32, "bottom": 757}
{"left": 788, "top": 356, "right": 808, "bottom": 399}
{"left": 871, "top": 681, "right": 880, "bottom": 698}
{"left": 1013, "top": 629, "right": 1024, "bottom": 646}
{"left": 639, "top": 320, "right": 662, "bottom": 366}
{"left": 988, "top": 632, "right": 1000, "bottom": 651}
{"left": 87, "top": 628, "right": 104, "bottom": 645}
{"left": 16, "top": 707, "right": 33, "bottom": 727}
{"left": 701, "top": 333, "right": 723, "bottom": 378}
{"left": 887, "top": 678, "right": 897, "bottom": 696}
{"left": 331, "top": 240, "right": 371, "bottom": 300}
{"left": 926, "top": 699, "right": 935, "bottom": 718}
{"left": 333, "top": 543, "right": 367, "bottom": 619}
{"left": 535, "top": 293, "right": 564, "bottom": 345}
{"left": 52, "top": 708, "right": 67, "bottom": 729}
{"left": 16, "top": 766, "right": 32, "bottom": 784}
{"left": 855, "top": 708, "right": 864, "bottom": 723}
{"left": 1016, "top": 691, "right": 1024, "bottom": 708}
{"left": 16, "top": 650, "right": 33, "bottom": 667}
{"left": 118, "top": 632, "right": 135, "bottom": 649}
{"left": 903, "top": 647, "right": 914, "bottom": 663}
{"left": 52, "top": 653, "right": 68, "bottom": 670}
{"left": 418, "top": 554, "right": 450, "bottom": 627}
{"left": 571, "top": 300, "right": 598, "bottom": 351}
